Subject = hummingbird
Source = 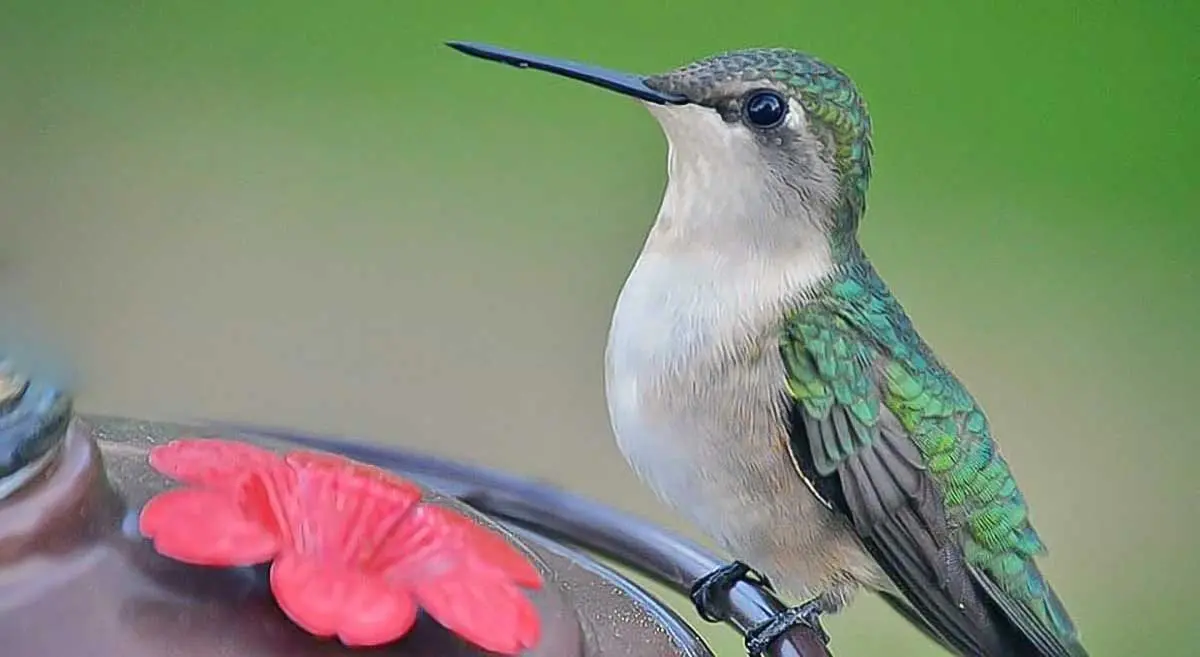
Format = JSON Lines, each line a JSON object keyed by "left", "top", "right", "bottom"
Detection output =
{"left": 448, "top": 42, "right": 1088, "bottom": 657}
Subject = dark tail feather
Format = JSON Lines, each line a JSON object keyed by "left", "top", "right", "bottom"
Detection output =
{"left": 970, "top": 564, "right": 1089, "bottom": 657}
{"left": 878, "top": 592, "right": 964, "bottom": 655}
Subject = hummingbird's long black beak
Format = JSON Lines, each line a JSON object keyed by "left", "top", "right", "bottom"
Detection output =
{"left": 446, "top": 41, "right": 689, "bottom": 106}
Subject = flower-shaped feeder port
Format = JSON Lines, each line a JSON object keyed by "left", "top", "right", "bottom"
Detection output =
{"left": 138, "top": 438, "right": 543, "bottom": 655}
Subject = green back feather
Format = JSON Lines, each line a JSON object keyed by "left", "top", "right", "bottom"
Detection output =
{"left": 781, "top": 253, "right": 1086, "bottom": 656}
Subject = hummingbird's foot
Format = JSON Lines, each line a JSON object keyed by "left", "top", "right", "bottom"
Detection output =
{"left": 745, "top": 598, "right": 828, "bottom": 656}
{"left": 689, "top": 560, "right": 775, "bottom": 623}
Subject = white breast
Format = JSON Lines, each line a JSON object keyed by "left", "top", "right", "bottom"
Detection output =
{"left": 605, "top": 252, "right": 726, "bottom": 495}
{"left": 604, "top": 249, "right": 830, "bottom": 537}
{"left": 602, "top": 250, "right": 892, "bottom": 600}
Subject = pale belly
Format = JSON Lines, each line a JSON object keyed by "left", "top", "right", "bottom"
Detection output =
{"left": 603, "top": 255, "right": 888, "bottom": 604}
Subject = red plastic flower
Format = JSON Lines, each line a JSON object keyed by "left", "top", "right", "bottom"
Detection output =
{"left": 139, "top": 438, "right": 543, "bottom": 654}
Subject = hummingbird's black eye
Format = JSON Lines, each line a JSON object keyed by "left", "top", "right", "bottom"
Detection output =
{"left": 743, "top": 90, "right": 787, "bottom": 129}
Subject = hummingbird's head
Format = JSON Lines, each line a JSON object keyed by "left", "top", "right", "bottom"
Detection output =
{"left": 644, "top": 50, "right": 872, "bottom": 239}
{"left": 448, "top": 42, "right": 873, "bottom": 252}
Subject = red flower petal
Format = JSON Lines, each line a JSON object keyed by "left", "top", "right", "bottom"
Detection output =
{"left": 431, "top": 506, "right": 544, "bottom": 588}
{"left": 271, "top": 552, "right": 418, "bottom": 647}
{"left": 287, "top": 450, "right": 419, "bottom": 490}
{"left": 379, "top": 505, "right": 543, "bottom": 588}
{"left": 149, "top": 439, "right": 284, "bottom": 490}
{"left": 139, "top": 487, "right": 281, "bottom": 566}
{"left": 140, "top": 438, "right": 544, "bottom": 652}
{"left": 280, "top": 451, "right": 423, "bottom": 565}
{"left": 370, "top": 504, "right": 543, "bottom": 653}
{"left": 414, "top": 572, "right": 541, "bottom": 655}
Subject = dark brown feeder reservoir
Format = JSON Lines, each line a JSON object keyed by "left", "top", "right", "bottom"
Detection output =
{"left": 0, "top": 359, "right": 829, "bottom": 657}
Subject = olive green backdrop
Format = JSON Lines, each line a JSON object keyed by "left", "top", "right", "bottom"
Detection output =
{"left": 1, "top": 1, "right": 1195, "bottom": 655}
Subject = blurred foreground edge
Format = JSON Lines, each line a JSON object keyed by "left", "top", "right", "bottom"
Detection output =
{"left": 0, "top": 356, "right": 830, "bottom": 656}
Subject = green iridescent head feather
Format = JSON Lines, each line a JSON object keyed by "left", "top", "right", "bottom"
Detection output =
{"left": 647, "top": 48, "right": 874, "bottom": 231}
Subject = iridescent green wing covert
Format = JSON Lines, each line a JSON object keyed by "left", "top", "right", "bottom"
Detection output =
{"left": 780, "top": 262, "right": 1086, "bottom": 657}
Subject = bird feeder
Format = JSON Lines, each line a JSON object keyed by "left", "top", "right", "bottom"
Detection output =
{"left": 0, "top": 356, "right": 829, "bottom": 657}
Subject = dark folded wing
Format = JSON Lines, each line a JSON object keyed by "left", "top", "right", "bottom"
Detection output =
{"left": 781, "top": 311, "right": 1023, "bottom": 656}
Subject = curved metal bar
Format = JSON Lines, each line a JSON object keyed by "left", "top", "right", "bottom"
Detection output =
{"left": 216, "top": 423, "right": 835, "bottom": 657}
{"left": 506, "top": 522, "right": 715, "bottom": 656}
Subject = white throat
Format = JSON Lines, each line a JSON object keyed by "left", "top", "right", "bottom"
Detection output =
{"left": 641, "top": 102, "right": 838, "bottom": 263}
{"left": 606, "top": 102, "right": 838, "bottom": 390}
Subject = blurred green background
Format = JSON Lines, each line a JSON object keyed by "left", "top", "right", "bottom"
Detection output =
{"left": 1, "top": 1, "right": 1196, "bottom": 655}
